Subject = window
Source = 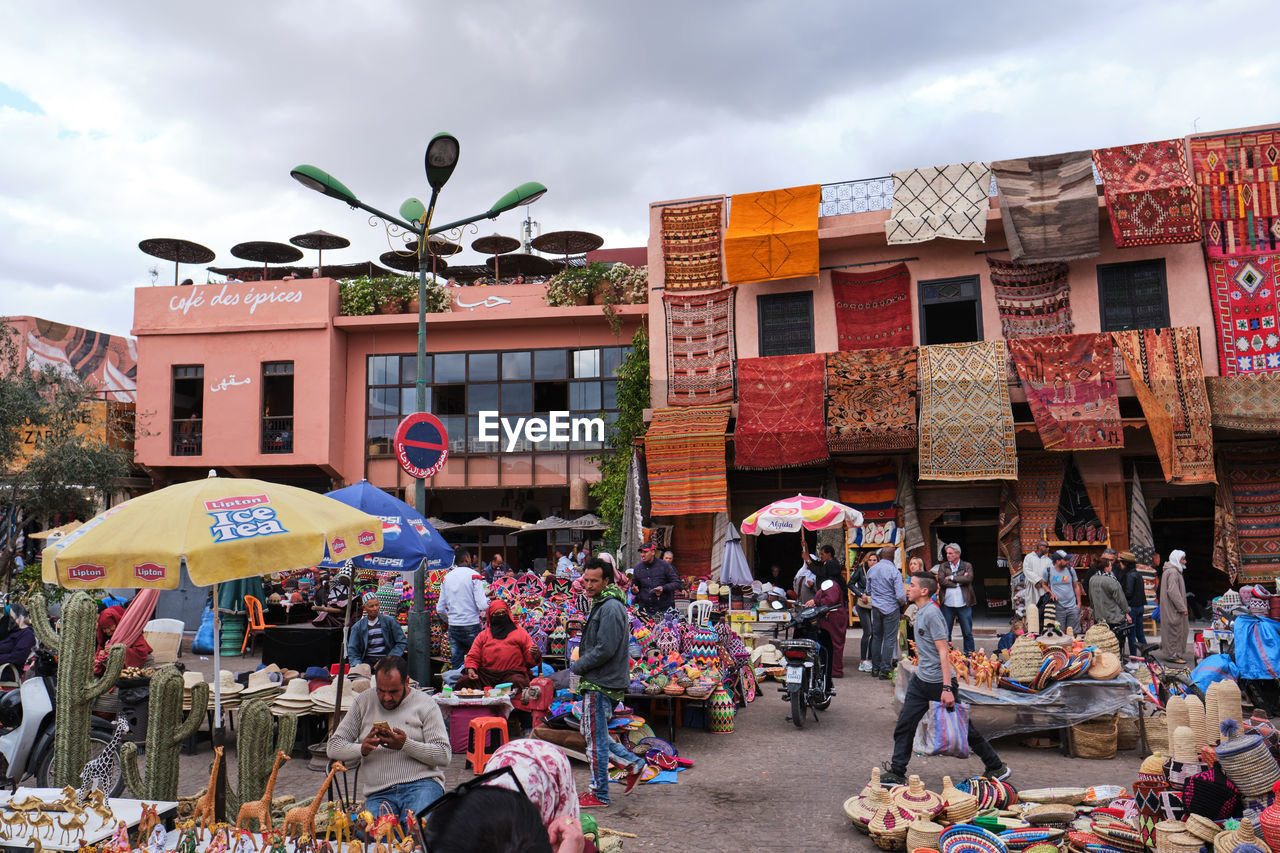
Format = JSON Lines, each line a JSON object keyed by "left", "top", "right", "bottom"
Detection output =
{"left": 757, "top": 292, "right": 814, "bottom": 356}
{"left": 171, "top": 365, "right": 204, "bottom": 456}
{"left": 261, "top": 361, "right": 294, "bottom": 454}
{"left": 1097, "top": 259, "right": 1170, "bottom": 332}
{"left": 919, "top": 276, "right": 982, "bottom": 344}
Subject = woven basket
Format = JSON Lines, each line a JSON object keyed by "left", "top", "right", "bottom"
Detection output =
{"left": 1084, "top": 623, "right": 1120, "bottom": 656}
{"left": 1188, "top": 698, "right": 1210, "bottom": 750}
{"left": 893, "top": 776, "right": 946, "bottom": 820}
{"left": 662, "top": 682, "right": 685, "bottom": 696}
{"left": 906, "top": 819, "right": 944, "bottom": 851}
{"left": 1118, "top": 715, "right": 1142, "bottom": 750}
{"left": 1023, "top": 803, "right": 1077, "bottom": 825}
{"left": 1071, "top": 714, "right": 1118, "bottom": 759}
{"left": 869, "top": 801, "right": 915, "bottom": 850}
{"left": 1215, "top": 680, "right": 1245, "bottom": 734}
{"left": 1167, "top": 696, "right": 1191, "bottom": 742}
{"left": 1217, "top": 730, "right": 1280, "bottom": 796}
{"left": 1008, "top": 635, "right": 1043, "bottom": 683}
{"left": 1213, "top": 817, "right": 1265, "bottom": 853}
{"left": 941, "top": 776, "right": 979, "bottom": 825}
{"left": 846, "top": 784, "right": 892, "bottom": 832}
{"left": 1172, "top": 726, "right": 1200, "bottom": 763}
{"left": 1185, "top": 814, "right": 1223, "bottom": 844}
{"left": 1145, "top": 715, "right": 1171, "bottom": 755}
{"left": 1156, "top": 820, "right": 1189, "bottom": 850}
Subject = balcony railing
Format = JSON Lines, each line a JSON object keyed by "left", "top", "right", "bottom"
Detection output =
{"left": 171, "top": 418, "right": 202, "bottom": 456}
{"left": 262, "top": 416, "right": 294, "bottom": 454}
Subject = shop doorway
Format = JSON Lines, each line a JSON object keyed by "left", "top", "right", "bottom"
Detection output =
{"left": 930, "top": 510, "right": 1008, "bottom": 619}
{"left": 1151, "top": 496, "right": 1218, "bottom": 619}
{"left": 751, "top": 529, "right": 817, "bottom": 590}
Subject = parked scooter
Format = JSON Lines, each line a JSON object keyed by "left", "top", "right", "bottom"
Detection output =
{"left": 770, "top": 579, "right": 839, "bottom": 728}
{"left": 0, "top": 647, "right": 126, "bottom": 794}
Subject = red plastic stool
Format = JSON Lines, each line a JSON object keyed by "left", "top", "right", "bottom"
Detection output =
{"left": 466, "top": 716, "right": 509, "bottom": 773}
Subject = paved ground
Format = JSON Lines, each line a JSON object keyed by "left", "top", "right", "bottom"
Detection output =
{"left": 169, "top": 631, "right": 1154, "bottom": 851}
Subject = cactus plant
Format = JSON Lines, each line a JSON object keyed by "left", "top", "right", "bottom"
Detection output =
{"left": 225, "top": 698, "right": 297, "bottom": 819}
{"left": 29, "top": 591, "right": 126, "bottom": 787}
{"left": 120, "top": 667, "right": 209, "bottom": 800}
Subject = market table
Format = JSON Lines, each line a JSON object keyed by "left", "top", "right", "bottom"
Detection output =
{"left": 0, "top": 788, "right": 177, "bottom": 852}
{"left": 624, "top": 692, "right": 711, "bottom": 744}
{"left": 259, "top": 624, "right": 343, "bottom": 671}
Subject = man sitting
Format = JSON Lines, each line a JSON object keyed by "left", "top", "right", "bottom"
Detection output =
{"left": 347, "top": 592, "right": 406, "bottom": 668}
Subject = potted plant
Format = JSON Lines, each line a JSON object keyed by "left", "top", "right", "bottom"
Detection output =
{"left": 338, "top": 276, "right": 381, "bottom": 316}
{"left": 544, "top": 263, "right": 607, "bottom": 307}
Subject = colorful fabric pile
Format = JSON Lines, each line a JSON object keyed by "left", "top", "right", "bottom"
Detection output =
{"left": 663, "top": 288, "right": 737, "bottom": 405}
{"left": 724, "top": 184, "right": 821, "bottom": 284}
{"left": 734, "top": 353, "right": 828, "bottom": 469}
{"left": 661, "top": 200, "right": 724, "bottom": 291}
{"left": 831, "top": 263, "right": 914, "bottom": 351}
{"left": 1092, "top": 139, "right": 1201, "bottom": 247}
{"left": 644, "top": 404, "right": 731, "bottom": 516}
{"left": 917, "top": 341, "right": 1019, "bottom": 482}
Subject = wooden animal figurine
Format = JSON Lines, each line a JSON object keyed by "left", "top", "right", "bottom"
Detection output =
{"left": 324, "top": 804, "right": 352, "bottom": 852}
{"left": 86, "top": 788, "right": 114, "bottom": 824}
{"left": 57, "top": 810, "right": 87, "bottom": 846}
{"left": 193, "top": 745, "right": 224, "bottom": 839}
{"left": 262, "top": 829, "right": 288, "bottom": 853}
{"left": 174, "top": 819, "right": 200, "bottom": 853}
{"left": 137, "top": 802, "right": 159, "bottom": 841}
{"left": 236, "top": 749, "right": 289, "bottom": 832}
{"left": 25, "top": 836, "right": 42, "bottom": 853}
{"left": 0, "top": 809, "right": 27, "bottom": 836}
{"left": 369, "top": 814, "right": 405, "bottom": 850}
{"left": 27, "top": 810, "right": 55, "bottom": 838}
{"left": 77, "top": 716, "right": 129, "bottom": 803}
{"left": 283, "top": 762, "right": 347, "bottom": 841}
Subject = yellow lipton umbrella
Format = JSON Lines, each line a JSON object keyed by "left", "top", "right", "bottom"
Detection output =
{"left": 48, "top": 475, "right": 384, "bottom": 589}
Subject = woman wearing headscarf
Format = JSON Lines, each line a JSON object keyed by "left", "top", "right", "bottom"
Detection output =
{"left": 458, "top": 599, "right": 541, "bottom": 690}
{"left": 96, "top": 605, "right": 151, "bottom": 670}
{"left": 1159, "top": 549, "right": 1190, "bottom": 664}
{"left": 485, "top": 738, "right": 594, "bottom": 852}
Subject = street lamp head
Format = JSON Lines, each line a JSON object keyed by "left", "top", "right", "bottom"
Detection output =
{"left": 424, "top": 133, "right": 460, "bottom": 191}
{"left": 289, "top": 164, "right": 358, "bottom": 205}
{"left": 400, "top": 197, "right": 427, "bottom": 224}
{"left": 489, "top": 182, "right": 548, "bottom": 215}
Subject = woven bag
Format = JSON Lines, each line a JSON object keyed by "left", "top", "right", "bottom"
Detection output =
{"left": 1084, "top": 623, "right": 1120, "bottom": 656}
{"left": 1071, "top": 714, "right": 1118, "bottom": 759}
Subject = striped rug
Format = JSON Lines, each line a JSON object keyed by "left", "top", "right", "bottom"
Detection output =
{"left": 1223, "top": 450, "right": 1280, "bottom": 584}
{"left": 644, "top": 405, "right": 731, "bottom": 516}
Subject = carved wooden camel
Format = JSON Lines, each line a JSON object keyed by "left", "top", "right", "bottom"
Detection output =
{"left": 27, "top": 811, "right": 55, "bottom": 839}
{"left": 236, "top": 750, "right": 290, "bottom": 832}
{"left": 192, "top": 745, "right": 223, "bottom": 839}
{"left": 137, "top": 802, "right": 159, "bottom": 842}
{"left": 283, "top": 762, "right": 347, "bottom": 841}
{"left": 56, "top": 811, "right": 87, "bottom": 846}
{"left": 0, "top": 810, "right": 27, "bottom": 838}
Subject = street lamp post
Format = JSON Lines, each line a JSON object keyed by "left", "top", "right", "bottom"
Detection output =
{"left": 291, "top": 142, "right": 545, "bottom": 687}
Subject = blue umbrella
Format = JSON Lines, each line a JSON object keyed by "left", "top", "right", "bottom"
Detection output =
{"left": 323, "top": 480, "right": 455, "bottom": 571}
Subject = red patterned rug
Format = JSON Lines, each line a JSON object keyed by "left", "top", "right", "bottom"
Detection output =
{"left": 644, "top": 405, "right": 731, "bottom": 516}
{"left": 670, "top": 513, "right": 716, "bottom": 578}
{"left": 1009, "top": 333, "right": 1122, "bottom": 449}
{"left": 988, "top": 257, "right": 1074, "bottom": 339}
{"left": 1208, "top": 253, "right": 1280, "bottom": 375}
{"left": 1092, "top": 139, "right": 1200, "bottom": 247}
{"left": 734, "top": 353, "right": 827, "bottom": 469}
{"left": 662, "top": 201, "right": 723, "bottom": 291}
{"left": 825, "top": 347, "right": 918, "bottom": 452}
{"left": 831, "top": 263, "right": 913, "bottom": 350}
{"left": 1189, "top": 127, "right": 1280, "bottom": 258}
{"left": 834, "top": 460, "right": 899, "bottom": 521}
{"left": 663, "top": 288, "right": 736, "bottom": 405}
{"left": 1223, "top": 450, "right": 1280, "bottom": 584}
{"left": 1015, "top": 454, "right": 1066, "bottom": 550}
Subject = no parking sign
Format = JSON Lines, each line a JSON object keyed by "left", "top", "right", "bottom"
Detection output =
{"left": 393, "top": 413, "right": 449, "bottom": 479}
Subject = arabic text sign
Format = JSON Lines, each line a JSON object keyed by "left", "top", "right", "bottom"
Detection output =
{"left": 394, "top": 413, "right": 449, "bottom": 479}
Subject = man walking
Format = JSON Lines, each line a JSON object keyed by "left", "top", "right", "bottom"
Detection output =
{"left": 573, "top": 557, "right": 645, "bottom": 808}
{"left": 1046, "top": 550, "right": 1083, "bottom": 633}
{"left": 436, "top": 549, "right": 488, "bottom": 670}
{"left": 630, "top": 543, "right": 681, "bottom": 616}
{"left": 934, "top": 544, "right": 976, "bottom": 654}
{"left": 1088, "top": 551, "right": 1132, "bottom": 656}
{"left": 867, "top": 546, "right": 905, "bottom": 680}
{"left": 1020, "top": 540, "right": 1052, "bottom": 633}
{"left": 882, "top": 572, "right": 1010, "bottom": 786}
{"left": 1117, "top": 551, "right": 1148, "bottom": 660}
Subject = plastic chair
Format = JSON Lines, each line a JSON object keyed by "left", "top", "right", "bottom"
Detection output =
{"left": 687, "top": 600, "right": 713, "bottom": 626}
{"left": 240, "top": 595, "right": 276, "bottom": 655}
{"left": 466, "top": 716, "right": 509, "bottom": 773}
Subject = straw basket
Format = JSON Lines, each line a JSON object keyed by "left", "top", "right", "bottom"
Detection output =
{"left": 1118, "top": 715, "right": 1142, "bottom": 750}
{"left": 1084, "top": 623, "right": 1120, "bottom": 656}
{"left": 1260, "top": 793, "right": 1280, "bottom": 850}
{"left": 1185, "top": 814, "right": 1223, "bottom": 845}
{"left": 1009, "top": 635, "right": 1044, "bottom": 684}
{"left": 846, "top": 784, "right": 892, "bottom": 833}
{"left": 1071, "top": 714, "right": 1118, "bottom": 759}
{"left": 1212, "top": 680, "right": 1245, "bottom": 734}
{"left": 1217, "top": 728, "right": 1280, "bottom": 797}
{"left": 869, "top": 801, "right": 915, "bottom": 851}
{"left": 1188, "top": 698, "right": 1210, "bottom": 750}
{"left": 1167, "top": 696, "right": 1191, "bottom": 743}
{"left": 1144, "top": 714, "right": 1171, "bottom": 755}
{"left": 906, "top": 819, "right": 944, "bottom": 852}
{"left": 893, "top": 776, "right": 946, "bottom": 820}
{"left": 941, "top": 776, "right": 979, "bottom": 825}
{"left": 1156, "top": 820, "right": 1188, "bottom": 851}
{"left": 1163, "top": 831, "right": 1207, "bottom": 853}
{"left": 1213, "top": 817, "right": 1266, "bottom": 853}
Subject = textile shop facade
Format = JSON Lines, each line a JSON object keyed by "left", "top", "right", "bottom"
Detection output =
{"left": 132, "top": 278, "right": 643, "bottom": 568}
{"left": 641, "top": 123, "right": 1280, "bottom": 614}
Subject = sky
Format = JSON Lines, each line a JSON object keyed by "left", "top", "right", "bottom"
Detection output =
{"left": 1, "top": 1, "right": 1276, "bottom": 338}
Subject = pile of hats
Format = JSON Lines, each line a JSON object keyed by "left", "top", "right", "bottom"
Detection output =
{"left": 1002, "top": 636, "right": 1105, "bottom": 692}
{"left": 242, "top": 666, "right": 287, "bottom": 704}
{"left": 270, "top": 678, "right": 315, "bottom": 716}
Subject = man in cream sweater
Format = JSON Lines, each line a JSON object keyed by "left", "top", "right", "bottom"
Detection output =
{"left": 329, "top": 655, "right": 451, "bottom": 825}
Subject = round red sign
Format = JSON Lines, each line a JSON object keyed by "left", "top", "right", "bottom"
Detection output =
{"left": 394, "top": 413, "right": 449, "bottom": 479}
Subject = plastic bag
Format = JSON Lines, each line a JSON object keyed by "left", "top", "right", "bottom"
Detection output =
{"left": 191, "top": 604, "right": 216, "bottom": 655}
{"left": 913, "top": 700, "right": 971, "bottom": 758}
{"left": 1233, "top": 615, "right": 1280, "bottom": 680}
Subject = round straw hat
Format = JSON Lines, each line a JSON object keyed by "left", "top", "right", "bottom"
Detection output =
{"left": 309, "top": 677, "right": 353, "bottom": 713}
{"left": 270, "top": 677, "right": 314, "bottom": 714}
{"left": 1088, "top": 652, "right": 1123, "bottom": 680}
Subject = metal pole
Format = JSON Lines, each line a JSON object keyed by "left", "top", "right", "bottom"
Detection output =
{"left": 408, "top": 221, "right": 433, "bottom": 689}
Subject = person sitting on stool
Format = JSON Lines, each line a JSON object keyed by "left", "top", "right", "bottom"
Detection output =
{"left": 348, "top": 592, "right": 406, "bottom": 668}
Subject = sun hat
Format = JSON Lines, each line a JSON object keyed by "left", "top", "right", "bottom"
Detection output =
{"left": 270, "top": 678, "right": 314, "bottom": 714}
{"left": 1088, "top": 651, "right": 1123, "bottom": 680}
{"left": 310, "top": 677, "right": 354, "bottom": 713}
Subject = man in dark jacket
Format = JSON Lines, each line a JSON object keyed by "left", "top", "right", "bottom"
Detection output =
{"left": 630, "top": 543, "right": 681, "bottom": 615}
{"left": 347, "top": 593, "right": 407, "bottom": 667}
{"left": 573, "top": 557, "right": 644, "bottom": 808}
{"left": 933, "top": 543, "right": 976, "bottom": 653}
{"left": 1088, "top": 552, "right": 1132, "bottom": 657}
{"left": 1115, "top": 551, "right": 1148, "bottom": 660}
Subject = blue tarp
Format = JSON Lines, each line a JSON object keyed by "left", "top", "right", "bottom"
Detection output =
{"left": 1189, "top": 654, "right": 1239, "bottom": 691}
{"left": 1233, "top": 614, "right": 1280, "bottom": 680}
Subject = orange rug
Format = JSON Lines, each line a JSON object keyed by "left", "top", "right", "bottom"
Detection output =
{"left": 724, "top": 185, "right": 820, "bottom": 284}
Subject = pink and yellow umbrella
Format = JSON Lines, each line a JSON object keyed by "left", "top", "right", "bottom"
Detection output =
{"left": 739, "top": 494, "right": 863, "bottom": 536}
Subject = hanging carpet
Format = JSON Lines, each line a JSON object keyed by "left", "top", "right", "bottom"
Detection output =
{"left": 663, "top": 287, "right": 736, "bottom": 405}
{"left": 661, "top": 200, "right": 724, "bottom": 291}
{"left": 1008, "top": 333, "right": 1122, "bottom": 450}
{"left": 669, "top": 513, "right": 716, "bottom": 579}
{"left": 1015, "top": 454, "right": 1066, "bottom": 551}
{"left": 1092, "top": 139, "right": 1201, "bottom": 247}
{"left": 1221, "top": 450, "right": 1280, "bottom": 584}
{"left": 1206, "top": 375, "right": 1280, "bottom": 431}
{"left": 834, "top": 460, "right": 899, "bottom": 522}
{"left": 992, "top": 151, "right": 1101, "bottom": 263}
{"left": 734, "top": 353, "right": 828, "bottom": 469}
{"left": 723, "top": 185, "right": 821, "bottom": 284}
{"left": 644, "top": 404, "right": 731, "bottom": 516}
{"left": 917, "top": 340, "right": 1018, "bottom": 481}
{"left": 1129, "top": 465, "right": 1156, "bottom": 567}
{"left": 1212, "top": 458, "right": 1241, "bottom": 584}
{"left": 830, "top": 263, "right": 913, "bottom": 351}
{"left": 1112, "top": 327, "right": 1215, "bottom": 485}
{"left": 1055, "top": 453, "right": 1102, "bottom": 540}
{"left": 1189, "top": 126, "right": 1280, "bottom": 258}
{"left": 897, "top": 462, "right": 925, "bottom": 555}
{"left": 825, "top": 347, "right": 918, "bottom": 452}
{"left": 884, "top": 162, "right": 993, "bottom": 244}
{"left": 1207, "top": 253, "right": 1280, "bottom": 375}
{"left": 988, "top": 257, "right": 1074, "bottom": 339}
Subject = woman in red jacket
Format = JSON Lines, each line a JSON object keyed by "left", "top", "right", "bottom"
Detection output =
{"left": 458, "top": 600, "right": 541, "bottom": 690}
{"left": 96, "top": 605, "right": 152, "bottom": 670}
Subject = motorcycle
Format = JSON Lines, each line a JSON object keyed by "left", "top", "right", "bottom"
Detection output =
{"left": 0, "top": 647, "right": 126, "bottom": 794}
{"left": 770, "top": 579, "right": 839, "bottom": 728}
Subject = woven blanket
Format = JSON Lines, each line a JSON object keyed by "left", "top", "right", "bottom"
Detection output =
{"left": 1207, "top": 375, "right": 1280, "bottom": 431}
{"left": 1208, "top": 253, "right": 1280, "bottom": 375}
{"left": 1213, "top": 459, "right": 1241, "bottom": 583}
{"left": 1222, "top": 450, "right": 1280, "bottom": 584}
{"left": 831, "top": 263, "right": 913, "bottom": 350}
{"left": 834, "top": 460, "right": 898, "bottom": 522}
{"left": 993, "top": 151, "right": 1101, "bottom": 263}
{"left": 661, "top": 201, "right": 724, "bottom": 291}
{"left": 825, "top": 347, "right": 918, "bottom": 452}
{"left": 1009, "top": 333, "right": 1122, "bottom": 450}
{"left": 1189, "top": 127, "right": 1280, "bottom": 258}
{"left": 1112, "top": 327, "right": 1215, "bottom": 485}
{"left": 988, "top": 257, "right": 1074, "bottom": 339}
{"left": 1055, "top": 453, "right": 1101, "bottom": 537}
{"left": 724, "top": 185, "right": 821, "bottom": 284}
{"left": 644, "top": 405, "right": 730, "bottom": 516}
{"left": 885, "top": 162, "right": 992, "bottom": 244}
{"left": 734, "top": 353, "right": 827, "bottom": 469}
{"left": 670, "top": 513, "right": 715, "bottom": 578}
{"left": 1093, "top": 139, "right": 1201, "bottom": 247}
{"left": 1129, "top": 466, "right": 1155, "bottom": 567}
{"left": 917, "top": 341, "right": 1018, "bottom": 481}
{"left": 1015, "top": 454, "right": 1066, "bottom": 552}
{"left": 663, "top": 288, "right": 736, "bottom": 405}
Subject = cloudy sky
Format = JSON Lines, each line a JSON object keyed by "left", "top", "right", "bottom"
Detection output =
{"left": 1, "top": 1, "right": 1275, "bottom": 337}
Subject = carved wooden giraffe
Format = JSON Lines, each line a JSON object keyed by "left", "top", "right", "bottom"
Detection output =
{"left": 192, "top": 745, "right": 224, "bottom": 839}
{"left": 282, "top": 762, "right": 346, "bottom": 841}
{"left": 236, "top": 749, "right": 289, "bottom": 832}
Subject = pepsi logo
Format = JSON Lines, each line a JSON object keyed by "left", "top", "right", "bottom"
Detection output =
{"left": 358, "top": 530, "right": 376, "bottom": 547}
{"left": 133, "top": 562, "right": 167, "bottom": 582}
{"left": 332, "top": 537, "right": 347, "bottom": 555}
{"left": 67, "top": 563, "right": 107, "bottom": 582}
